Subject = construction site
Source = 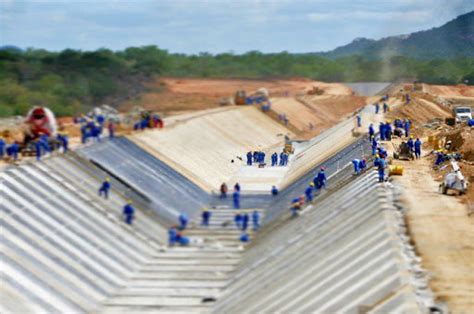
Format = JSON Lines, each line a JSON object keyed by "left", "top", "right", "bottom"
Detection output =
{"left": 1, "top": 78, "right": 474, "bottom": 314}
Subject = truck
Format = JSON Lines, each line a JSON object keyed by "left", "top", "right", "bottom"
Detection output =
{"left": 453, "top": 106, "right": 472, "bottom": 123}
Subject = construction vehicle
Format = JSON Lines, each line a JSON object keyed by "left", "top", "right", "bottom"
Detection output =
{"left": 234, "top": 90, "right": 246, "bottom": 105}
{"left": 283, "top": 142, "right": 295, "bottom": 154}
{"left": 22, "top": 106, "right": 58, "bottom": 155}
{"left": 307, "top": 86, "right": 324, "bottom": 96}
{"left": 439, "top": 160, "right": 467, "bottom": 195}
{"left": 393, "top": 141, "right": 414, "bottom": 160}
{"left": 453, "top": 106, "right": 472, "bottom": 123}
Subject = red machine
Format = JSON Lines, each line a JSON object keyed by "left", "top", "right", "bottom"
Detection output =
{"left": 24, "top": 107, "right": 57, "bottom": 142}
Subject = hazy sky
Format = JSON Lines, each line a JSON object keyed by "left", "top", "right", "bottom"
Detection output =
{"left": 1, "top": 0, "right": 473, "bottom": 54}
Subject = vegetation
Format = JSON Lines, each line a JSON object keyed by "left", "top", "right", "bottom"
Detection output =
{"left": 1, "top": 46, "right": 473, "bottom": 117}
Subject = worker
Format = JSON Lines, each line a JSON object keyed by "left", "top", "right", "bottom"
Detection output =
{"left": 290, "top": 197, "right": 301, "bottom": 218}
{"left": 220, "top": 183, "right": 228, "bottom": 199}
{"left": 0, "top": 137, "right": 5, "bottom": 159}
{"left": 407, "top": 136, "right": 415, "bottom": 152}
{"left": 234, "top": 212, "right": 242, "bottom": 229}
{"left": 385, "top": 121, "right": 392, "bottom": 141}
{"left": 123, "top": 200, "right": 135, "bottom": 225}
{"left": 352, "top": 159, "right": 361, "bottom": 175}
{"left": 359, "top": 159, "right": 367, "bottom": 172}
{"left": 253, "top": 151, "right": 258, "bottom": 163}
{"left": 7, "top": 141, "right": 19, "bottom": 161}
{"left": 404, "top": 119, "right": 411, "bottom": 137}
{"left": 57, "top": 132, "right": 69, "bottom": 153}
{"left": 108, "top": 120, "right": 115, "bottom": 139}
{"left": 201, "top": 208, "right": 211, "bottom": 227}
{"left": 176, "top": 231, "right": 190, "bottom": 246}
{"left": 435, "top": 150, "right": 445, "bottom": 166}
{"left": 168, "top": 226, "right": 178, "bottom": 246}
{"left": 305, "top": 183, "right": 314, "bottom": 202}
{"left": 35, "top": 139, "right": 42, "bottom": 161}
{"left": 368, "top": 123, "right": 375, "bottom": 140}
{"left": 271, "top": 152, "right": 278, "bottom": 166}
{"left": 252, "top": 210, "right": 260, "bottom": 231}
{"left": 279, "top": 152, "right": 285, "bottom": 166}
{"left": 377, "top": 158, "right": 386, "bottom": 183}
{"left": 240, "top": 232, "right": 250, "bottom": 243}
{"left": 316, "top": 167, "right": 327, "bottom": 189}
{"left": 178, "top": 214, "right": 188, "bottom": 230}
{"left": 374, "top": 154, "right": 381, "bottom": 168}
{"left": 234, "top": 182, "right": 241, "bottom": 192}
{"left": 92, "top": 124, "right": 102, "bottom": 142}
{"left": 99, "top": 178, "right": 111, "bottom": 199}
{"left": 375, "top": 103, "right": 380, "bottom": 114}
{"left": 233, "top": 190, "right": 240, "bottom": 209}
{"left": 356, "top": 114, "right": 361, "bottom": 128}
{"left": 379, "top": 122, "right": 386, "bottom": 141}
{"left": 242, "top": 212, "right": 249, "bottom": 231}
{"left": 383, "top": 102, "right": 388, "bottom": 113}
{"left": 371, "top": 137, "right": 378, "bottom": 156}
{"left": 96, "top": 114, "right": 105, "bottom": 126}
{"left": 271, "top": 185, "right": 279, "bottom": 195}
{"left": 414, "top": 138, "right": 422, "bottom": 159}
{"left": 80, "top": 124, "right": 89, "bottom": 144}
{"left": 259, "top": 152, "right": 266, "bottom": 164}
{"left": 378, "top": 146, "right": 388, "bottom": 159}
{"left": 246, "top": 151, "right": 252, "bottom": 166}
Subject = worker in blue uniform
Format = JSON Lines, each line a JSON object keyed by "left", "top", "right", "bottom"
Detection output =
{"left": 8, "top": 142, "right": 20, "bottom": 161}
{"left": 234, "top": 212, "right": 242, "bottom": 229}
{"left": 99, "top": 178, "right": 111, "bottom": 199}
{"left": 233, "top": 190, "right": 240, "bottom": 209}
{"left": 168, "top": 226, "right": 178, "bottom": 246}
{"left": 379, "top": 122, "right": 386, "bottom": 141}
{"left": 246, "top": 151, "right": 252, "bottom": 166}
{"left": 352, "top": 159, "right": 361, "bottom": 175}
{"left": 371, "top": 138, "right": 378, "bottom": 156}
{"left": 240, "top": 232, "right": 250, "bottom": 243}
{"left": 378, "top": 158, "right": 386, "bottom": 183}
{"left": 35, "top": 139, "right": 42, "bottom": 161}
{"left": 414, "top": 138, "right": 422, "bottom": 159}
{"left": 242, "top": 213, "right": 249, "bottom": 231}
{"left": 356, "top": 114, "right": 361, "bottom": 127}
{"left": 368, "top": 123, "right": 375, "bottom": 140}
{"left": 407, "top": 136, "right": 415, "bottom": 152}
{"left": 201, "top": 208, "right": 211, "bottom": 227}
{"left": 375, "top": 103, "right": 380, "bottom": 114}
{"left": 123, "top": 200, "right": 135, "bottom": 225}
{"left": 252, "top": 210, "right": 260, "bottom": 231}
{"left": 305, "top": 183, "right": 314, "bottom": 202}
{"left": 383, "top": 102, "right": 388, "bottom": 113}
{"left": 316, "top": 167, "right": 327, "bottom": 189}
{"left": 404, "top": 119, "right": 411, "bottom": 137}
{"left": 0, "top": 137, "right": 5, "bottom": 159}
{"left": 271, "top": 185, "right": 279, "bottom": 196}
{"left": 359, "top": 159, "right": 367, "bottom": 172}
{"left": 435, "top": 151, "right": 445, "bottom": 166}
{"left": 178, "top": 214, "right": 188, "bottom": 230}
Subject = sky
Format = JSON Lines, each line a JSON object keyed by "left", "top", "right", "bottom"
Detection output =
{"left": 1, "top": 0, "right": 473, "bottom": 54}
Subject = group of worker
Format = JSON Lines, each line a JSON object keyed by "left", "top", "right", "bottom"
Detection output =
{"left": 0, "top": 138, "right": 20, "bottom": 162}
{"left": 78, "top": 115, "right": 116, "bottom": 144}
{"left": 246, "top": 150, "right": 289, "bottom": 167}
{"left": 374, "top": 102, "right": 389, "bottom": 114}
{"left": 290, "top": 167, "right": 327, "bottom": 217}
{"left": 35, "top": 132, "right": 69, "bottom": 161}
{"left": 219, "top": 182, "right": 242, "bottom": 208}
{"left": 98, "top": 177, "right": 136, "bottom": 225}
{"left": 133, "top": 113, "right": 164, "bottom": 131}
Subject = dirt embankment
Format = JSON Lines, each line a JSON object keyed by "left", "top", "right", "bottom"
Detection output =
{"left": 387, "top": 93, "right": 474, "bottom": 312}
{"left": 118, "top": 77, "right": 352, "bottom": 114}
{"left": 423, "top": 84, "right": 474, "bottom": 98}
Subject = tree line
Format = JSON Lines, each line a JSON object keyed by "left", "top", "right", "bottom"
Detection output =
{"left": 1, "top": 45, "right": 473, "bottom": 117}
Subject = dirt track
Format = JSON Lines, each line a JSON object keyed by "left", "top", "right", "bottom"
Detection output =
{"left": 392, "top": 157, "right": 474, "bottom": 313}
